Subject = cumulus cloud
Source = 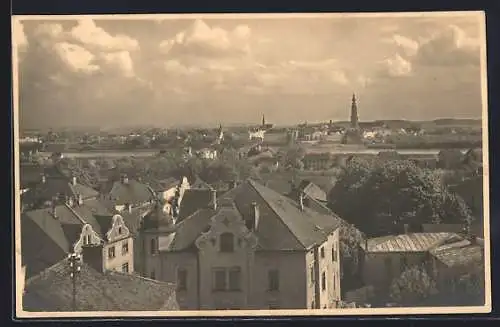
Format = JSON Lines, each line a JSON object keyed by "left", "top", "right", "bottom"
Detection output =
{"left": 157, "top": 20, "right": 351, "bottom": 96}
{"left": 416, "top": 24, "right": 480, "bottom": 66}
{"left": 29, "top": 19, "right": 140, "bottom": 78}
{"left": 159, "top": 19, "right": 252, "bottom": 58}
{"left": 378, "top": 54, "right": 413, "bottom": 78}
{"left": 383, "top": 34, "right": 419, "bottom": 57}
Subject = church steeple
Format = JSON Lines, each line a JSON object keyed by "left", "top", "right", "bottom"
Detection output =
{"left": 350, "top": 93, "right": 359, "bottom": 129}
{"left": 262, "top": 114, "right": 266, "bottom": 127}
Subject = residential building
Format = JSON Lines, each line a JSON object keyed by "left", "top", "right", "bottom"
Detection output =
{"left": 100, "top": 174, "right": 156, "bottom": 213}
{"left": 359, "top": 232, "right": 466, "bottom": 297}
{"left": 21, "top": 196, "right": 134, "bottom": 279}
{"left": 23, "top": 258, "right": 178, "bottom": 312}
{"left": 302, "top": 153, "right": 335, "bottom": 170}
{"left": 428, "top": 236, "right": 484, "bottom": 299}
{"left": 143, "top": 179, "right": 342, "bottom": 310}
{"left": 196, "top": 148, "right": 218, "bottom": 160}
{"left": 21, "top": 174, "right": 99, "bottom": 212}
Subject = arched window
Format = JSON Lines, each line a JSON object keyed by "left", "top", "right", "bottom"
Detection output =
{"left": 150, "top": 238, "right": 158, "bottom": 255}
{"left": 219, "top": 233, "right": 234, "bottom": 253}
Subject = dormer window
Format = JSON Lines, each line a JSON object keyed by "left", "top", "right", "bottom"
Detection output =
{"left": 219, "top": 232, "right": 234, "bottom": 253}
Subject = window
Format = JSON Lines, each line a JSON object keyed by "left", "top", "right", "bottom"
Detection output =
{"left": 320, "top": 247, "right": 325, "bottom": 258}
{"left": 177, "top": 269, "right": 188, "bottom": 291}
{"left": 310, "top": 266, "right": 315, "bottom": 284}
{"left": 332, "top": 246, "right": 337, "bottom": 262}
{"left": 108, "top": 246, "right": 115, "bottom": 259}
{"left": 219, "top": 233, "right": 234, "bottom": 252}
{"left": 150, "top": 270, "right": 156, "bottom": 280}
{"left": 228, "top": 267, "right": 242, "bottom": 291}
{"left": 118, "top": 227, "right": 122, "bottom": 235}
{"left": 122, "top": 241, "right": 129, "bottom": 255}
{"left": 268, "top": 269, "right": 280, "bottom": 291}
{"left": 213, "top": 268, "right": 226, "bottom": 291}
{"left": 322, "top": 272, "right": 326, "bottom": 291}
{"left": 84, "top": 235, "right": 91, "bottom": 245}
{"left": 122, "top": 262, "right": 129, "bottom": 273}
{"left": 150, "top": 238, "right": 157, "bottom": 255}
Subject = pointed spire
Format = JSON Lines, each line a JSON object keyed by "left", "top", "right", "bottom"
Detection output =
{"left": 262, "top": 114, "right": 265, "bottom": 127}
{"left": 350, "top": 93, "right": 359, "bottom": 129}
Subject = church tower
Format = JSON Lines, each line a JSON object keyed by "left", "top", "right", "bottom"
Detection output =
{"left": 262, "top": 114, "right": 266, "bottom": 127}
{"left": 350, "top": 93, "right": 359, "bottom": 129}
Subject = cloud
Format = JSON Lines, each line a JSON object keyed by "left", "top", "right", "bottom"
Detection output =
{"left": 378, "top": 54, "right": 413, "bottom": 77}
{"left": 13, "top": 19, "right": 28, "bottom": 52}
{"left": 416, "top": 24, "right": 480, "bottom": 66}
{"left": 159, "top": 19, "right": 252, "bottom": 58}
{"left": 29, "top": 19, "right": 140, "bottom": 78}
{"left": 383, "top": 34, "right": 419, "bottom": 57}
{"left": 70, "top": 18, "right": 139, "bottom": 52}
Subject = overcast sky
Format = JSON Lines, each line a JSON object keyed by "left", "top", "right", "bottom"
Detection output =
{"left": 13, "top": 13, "right": 485, "bottom": 129}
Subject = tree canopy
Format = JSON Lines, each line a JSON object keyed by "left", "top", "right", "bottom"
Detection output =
{"left": 389, "top": 265, "right": 437, "bottom": 306}
{"left": 328, "top": 158, "right": 474, "bottom": 237}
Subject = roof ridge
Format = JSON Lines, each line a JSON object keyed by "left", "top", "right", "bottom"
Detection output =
{"left": 64, "top": 203, "right": 88, "bottom": 226}
{"left": 247, "top": 179, "right": 308, "bottom": 249}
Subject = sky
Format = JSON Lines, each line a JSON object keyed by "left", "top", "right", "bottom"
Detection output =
{"left": 12, "top": 13, "right": 485, "bottom": 129}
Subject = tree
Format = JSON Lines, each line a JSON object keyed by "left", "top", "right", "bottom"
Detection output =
{"left": 280, "top": 145, "right": 306, "bottom": 170}
{"left": 389, "top": 265, "right": 437, "bottom": 306}
{"left": 328, "top": 158, "right": 474, "bottom": 237}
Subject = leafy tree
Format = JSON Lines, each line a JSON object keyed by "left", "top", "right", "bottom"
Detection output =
{"left": 389, "top": 265, "right": 437, "bottom": 306}
{"left": 328, "top": 158, "right": 474, "bottom": 237}
{"left": 280, "top": 145, "right": 306, "bottom": 170}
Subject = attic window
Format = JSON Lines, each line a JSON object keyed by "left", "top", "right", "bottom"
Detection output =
{"left": 118, "top": 227, "right": 122, "bottom": 235}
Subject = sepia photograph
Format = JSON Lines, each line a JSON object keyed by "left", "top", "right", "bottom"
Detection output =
{"left": 12, "top": 11, "right": 490, "bottom": 318}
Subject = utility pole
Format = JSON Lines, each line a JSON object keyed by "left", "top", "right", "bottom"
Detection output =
{"left": 68, "top": 252, "right": 82, "bottom": 311}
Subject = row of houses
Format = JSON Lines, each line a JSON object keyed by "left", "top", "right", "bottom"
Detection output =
{"left": 19, "top": 165, "right": 485, "bottom": 311}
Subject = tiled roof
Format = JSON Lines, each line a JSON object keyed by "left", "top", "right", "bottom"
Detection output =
{"left": 430, "top": 239, "right": 484, "bottom": 268}
{"left": 297, "top": 180, "right": 328, "bottom": 202}
{"left": 120, "top": 202, "right": 155, "bottom": 235}
{"left": 21, "top": 199, "right": 124, "bottom": 277}
{"left": 23, "top": 259, "right": 179, "bottom": 312}
{"left": 22, "top": 176, "right": 99, "bottom": 208}
{"left": 101, "top": 178, "right": 156, "bottom": 205}
{"left": 22, "top": 206, "right": 81, "bottom": 278}
{"left": 163, "top": 179, "right": 341, "bottom": 252}
{"left": 362, "top": 232, "right": 463, "bottom": 253}
{"left": 190, "top": 176, "right": 212, "bottom": 189}
{"left": 177, "top": 188, "right": 213, "bottom": 223}
{"left": 144, "top": 177, "right": 179, "bottom": 192}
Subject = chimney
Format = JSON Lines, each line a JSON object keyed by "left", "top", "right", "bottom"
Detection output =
{"left": 299, "top": 192, "right": 304, "bottom": 211}
{"left": 66, "top": 196, "right": 74, "bottom": 207}
{"left": 121, "top": 175, "right": 129, "bottom": 184}
{"left": 76, "top": 194, "right": 83, "bottom": 205}
{"left": 41, "top": 174, "right": 46, "bottom": 184}
{"left": 403, "top": 223, "right": 410, "bottom": 234}
{"left": 81, "top": 243, "right": 105, "bottom": 273}
{"left": 50, "top": 203, "right": 57, "bottom": 218}
{"left": 211, "top": 189, "right": 217, "bottom": 210}
{"left": 251, "top": 202, "right": 260, "bottom": 230}
{"left": 72, "top": 176, "right": 77, "bottom": 186}
{"left": 125, "top": 203, "right": 132, "bottom": 214}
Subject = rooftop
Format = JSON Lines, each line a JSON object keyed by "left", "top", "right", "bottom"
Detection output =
{"left": 23, "top": 259, "right": 178, "bottom": 312}
{"left": 100, "top": 177, "right": 156, "bottom": 205}
{"left": 430, "top": 239, "right": 484, "bottom": 268}
{"left": 160, "top": 179, "right": 341, "bottom": 252}
{"left": 362, "top": 232, "right": 463, "bottom": 253}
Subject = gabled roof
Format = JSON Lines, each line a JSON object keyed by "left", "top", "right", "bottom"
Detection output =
{"left": 361, "top": 232, "right": 463, "bottom": 253}
{"left": 22, "top": 206, "right": 83, "bottom": 278}
{"left": 430, "top": 239, "right": 483, "bottom": 268}
{"left": 23, "top": 259, "right": 179, "bottom": 312}
{"left": 177, "top": 188, "right": 213, "bottom": 223}
{"left": 101, "top": 178, "right": 155, "bottom": 205}
{"left": 144, "top": 177, "right": 179, "bottom": 192}
{"left": 120, "top": 203, "right": 155, "bottom": 235}
{"left": 22, "top": 177, "right": 99, "bottom": 208}
{"left": 162, "top": 179, "right": 341, "bottom": 252}
{"left": 297, "top": 180, "right": 328, "bottom": 202}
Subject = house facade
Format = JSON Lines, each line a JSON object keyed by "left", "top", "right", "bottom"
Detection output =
{"left": 142, "top": 179, "right": 342, "bottom": 310}
{"left": 21, "top": 195, "right": 135, "bottom": 278}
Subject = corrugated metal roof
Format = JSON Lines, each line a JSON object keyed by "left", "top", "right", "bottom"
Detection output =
{"left": 363, "top": 232, "right": 462, "bottom": 253}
